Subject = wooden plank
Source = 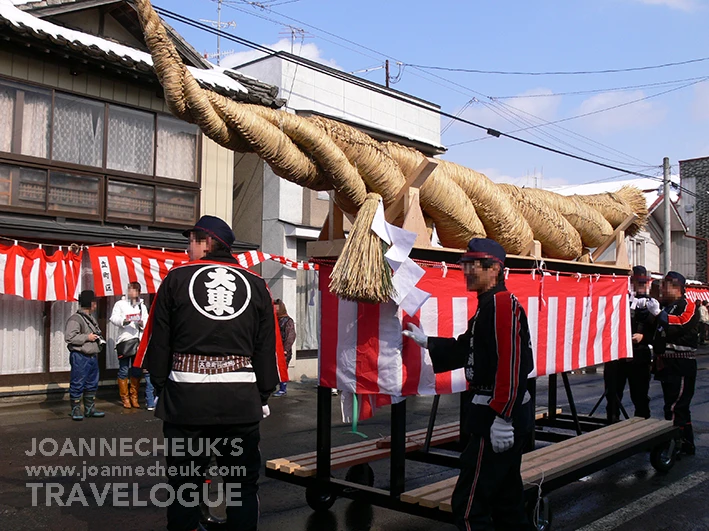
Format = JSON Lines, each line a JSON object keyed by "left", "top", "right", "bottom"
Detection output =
{"left": 384, "top": 158, "right": 438, "bottom": 224}
{"left": 591, "top": 214, "right": 637, "bottom": 262}
{"left": 293, "top": 428, "right": 461, "bottom": 477}
{"left": 306, "top": 239, "right": 346, "bottom": 258}
{"left": 265, "top": 458, "right": 290, "bottom": 471}
{"left": 403, "top": 418, "right": 671, "bottom": 512}
{"left": 402, "top": 188, "right": 432, "bottom": 249}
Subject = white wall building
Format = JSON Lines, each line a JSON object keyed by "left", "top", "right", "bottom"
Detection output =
{"left": 231, "top": 51, "right": 444, "bottom": 380}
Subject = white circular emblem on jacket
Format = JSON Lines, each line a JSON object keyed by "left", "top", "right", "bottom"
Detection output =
{"left": 188, "top": 265, "right": 251, "bottom": 320}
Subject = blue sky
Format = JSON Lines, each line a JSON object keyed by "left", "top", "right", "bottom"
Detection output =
{"left": 167, "top": 0, "right": 709, "bottom": 188}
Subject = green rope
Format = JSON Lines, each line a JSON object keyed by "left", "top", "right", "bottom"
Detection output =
{"left": 351, "top": 394, "right": 368, "bottom": 439}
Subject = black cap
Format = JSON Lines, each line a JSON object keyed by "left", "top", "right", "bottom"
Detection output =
{"left": 664, "top": 271, "right": 686, "bottom": 288}
{"left": 632, "top": 265, "right": 652, "bottom": 282}
{"left": 78, "top": 290, "right": 95, "bottom": 308}
{"left": 182, "top": 215, "right": 235, "bottom": 249}
{"left": 459, "top": 238, "right": 506, "bottom": 266}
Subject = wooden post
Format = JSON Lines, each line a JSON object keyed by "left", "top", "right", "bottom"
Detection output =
{"left": 591, "top": 213, "right": 637, "bottom": 264}
{"left": 384, "top": 158, "right": 438, "bottom": 224}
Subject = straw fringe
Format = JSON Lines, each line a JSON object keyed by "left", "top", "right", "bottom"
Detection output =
{"left": 329, "top": 194, "right": 393, "bottom": 304}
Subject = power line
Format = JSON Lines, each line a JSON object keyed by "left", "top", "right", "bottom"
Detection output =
{"left": 448, "top": 77, "right": 709, "bottom": 147}
{"left": 208, "top": 0, "right": 662, "bottom": 169}
{"left": 151, "top": 4, "right": 688, "bottom": 187}
{"left": 406, "top": 56, "right": 709, "bottom": 76}
{"left": 492, "top": 76, "right": 709, "bottom": 99}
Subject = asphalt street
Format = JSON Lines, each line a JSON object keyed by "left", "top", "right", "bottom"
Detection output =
{"left": 0, "top": 350, "right": 707, "bottom": 531}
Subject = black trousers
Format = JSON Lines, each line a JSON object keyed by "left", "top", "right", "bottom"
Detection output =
{"left": 656, "top": 357, "right": 697, "bottom": 445}
{"left": 163, "top": 421, "right": 261, "bottom": 531}
{"left": 451, "top": 434, "right": 532, "bottom": 531}
{"left": 604, "top": 357, "right": 651, "bottom": 421}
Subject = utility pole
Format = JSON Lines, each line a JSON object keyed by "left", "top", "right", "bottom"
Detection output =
{"left": 663, "top": 156, "right": 671, "bottom": 274}
{"left": 385, "top": 59, "right": 390, "bottom": 88}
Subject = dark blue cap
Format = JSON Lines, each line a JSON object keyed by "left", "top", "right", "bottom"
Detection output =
{"left": 664, "top": 271, "right": 686, "bottom": 288}
{"left": 182, "top": 215, "right": 235, "bottom": 249}
{"left": 459, "top": 238, "right": 506, "bottom": 265}
{"left": 632, "top": 265, "right": 652, "bottom": 282}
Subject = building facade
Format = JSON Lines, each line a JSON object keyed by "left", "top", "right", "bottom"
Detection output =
{"left": 0, "top": 0, "right": 280, "bottom": 394}
{"left": 233, "top": 52, "right": 445, "bottom": 379}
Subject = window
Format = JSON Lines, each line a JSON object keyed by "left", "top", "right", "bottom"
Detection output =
{"left": 107, "top": 180, "right": 154, "bottom": 222}
{"left": 48, "top": 171, "right": 100, "bottom": 215}
{"left": 107, "top": 105, "right": 154, "bottom": 175}
{"left": 156, "top": 187, "right": 198, "bottom": 224}
{"left": 156, "top": 115, "right": 199, "bottom": 182}
{"left": 0, "top": 163, "right": 47, "bottom": 209}
{"left": 53, "top": 94, "right": 103, "bottom": 167}
{"left": 0, "top": 78, "right": 201, "bottom": 226}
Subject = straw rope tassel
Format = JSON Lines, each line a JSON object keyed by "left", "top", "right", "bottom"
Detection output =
{"left": 330, "top": 194, "right": 394, "bottom": 304}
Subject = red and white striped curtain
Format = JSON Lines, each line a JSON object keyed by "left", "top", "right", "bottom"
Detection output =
{"left": 686, "top": 287, "right": 709, "bottom": 302}
{"left": 0, "top": 243, "right": 81, "bottom": 301}
{"left": 89, "top": 246, "right": 189, "bottom": 297}
{"left": 318, "top": 264, "right": 633, "bottom": 397}
{"left": 89, "top": 246, "right": 319, "bottom": 297}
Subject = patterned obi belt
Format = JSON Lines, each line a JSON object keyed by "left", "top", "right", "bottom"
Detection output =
{"left": 169, "top": 353, "right": 255, "bottom": 384}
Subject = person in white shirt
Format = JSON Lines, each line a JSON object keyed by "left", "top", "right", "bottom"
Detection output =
{"left": 110, "top": 282, "right": 153, "bottom": 409}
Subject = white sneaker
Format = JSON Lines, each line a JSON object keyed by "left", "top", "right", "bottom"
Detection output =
{"left": 331, "top": 389, "right": 338, "bottom": 396}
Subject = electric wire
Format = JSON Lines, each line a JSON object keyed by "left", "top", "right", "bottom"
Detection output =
{"left": 406, "top": 56, "right": 709, "bottom": 76}
{"left": 152, "top": 3, "right": 698, "bottom": 194}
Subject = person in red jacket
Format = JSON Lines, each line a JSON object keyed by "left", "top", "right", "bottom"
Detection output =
{"left": 648, "top": 271, "right": 700, "bottom": 455}
{"left": 403, "top": 238, "right": 534, "bottom": 531}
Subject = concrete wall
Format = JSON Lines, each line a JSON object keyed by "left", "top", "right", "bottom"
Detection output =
{"left": 233, "top": 153, "right": 264, "bottom": 246}
{"left": 237, "top": 56, "right": 441, "bottom": 149}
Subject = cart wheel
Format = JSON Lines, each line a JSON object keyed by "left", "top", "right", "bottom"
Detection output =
{"left": 345, "top": 463, "right": 374, "bottom": 487}
{"left": 306, "top": 484, "right": 337, "bottom": 512}
{"left": 527, "top": 496, "right": 552, "bottom": 531}
{"left": 650, "top": 439, "right": 677, "bottom": 473}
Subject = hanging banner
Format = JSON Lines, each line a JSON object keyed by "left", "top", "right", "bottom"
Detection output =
{"left": 686, "top": 287, "right": 709, "bottom": 302}
{"left": 236, "top": 250, "right": 318, "bottom": 271}
{"left": 89, "top": 246, "right": 189, "bottom": 297}
{"left": 0, "top": 243, "right": 81, "bottom": 301}
{"left": 89, "top": 246, "right": 319, "bottom": 297}
{"left": 318, "top": 264, "right": 632, "bottom": 398}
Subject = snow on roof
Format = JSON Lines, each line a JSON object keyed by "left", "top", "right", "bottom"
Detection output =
{"left": 0, "top": 0, "right": 248, "bottom": 95}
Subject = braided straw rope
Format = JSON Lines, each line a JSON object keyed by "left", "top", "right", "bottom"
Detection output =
{"left": 134, "top": 0, "right": 648, "bottom": 261}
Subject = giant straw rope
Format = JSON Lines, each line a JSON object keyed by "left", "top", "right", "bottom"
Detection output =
{"left": 134, "top": 0, "right": 648, "bottom": 261}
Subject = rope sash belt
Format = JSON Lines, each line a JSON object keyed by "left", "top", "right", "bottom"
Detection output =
{"left": 169, "top": 353, "right": 255, "bottom": 384}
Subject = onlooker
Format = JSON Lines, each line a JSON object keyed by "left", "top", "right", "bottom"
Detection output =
{"left": 110, "top": 282, "right": 152, "bottom": 409}
{"left": 272, "top": 299, "right": 295, "bottom": 397}
{"left": 698, "top": 300, "right": 709, "bottom": 344}
{"left": 65, "top": 290, "right": 106, "bottom": 421}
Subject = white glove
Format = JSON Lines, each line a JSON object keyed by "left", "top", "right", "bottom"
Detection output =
{"left": 632, "top": 297, "right": 647, "bottom": 310}
{"left": 646, "top": 298, "right": 661, "bottom": 316}
{"left": 262, "top": 405, "right": 270, "bottom": 419}
{"left": 402, "top": 323, "right": 428, "bottom": 349}
{"left": 490, "top": 416, "right": 514, "bottom": 453}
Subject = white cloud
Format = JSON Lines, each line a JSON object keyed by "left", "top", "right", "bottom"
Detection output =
{"left": 573, "top": 90, "right": 666, "bottom": 132}
{"left": 221, "top": 39, "right": 340, "bottom": 70}
{"left": 446, "top": 88, "right": 561, "bottom": 135}
{"left": 692, "top": 81, "right": 709, "bottom": 120}
{"left": 632, "top": 0, "right": 703, "bottom": 11}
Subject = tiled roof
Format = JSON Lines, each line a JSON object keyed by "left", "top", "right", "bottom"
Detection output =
{"left": 0, "top": 0, "right": 285, "bottom": 108}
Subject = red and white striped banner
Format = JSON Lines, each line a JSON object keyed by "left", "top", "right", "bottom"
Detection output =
{"left": 0, "top": 243, "right": 81, "bottom": 301}
{"left": 319, "top": 265, "right": 632, "bottom": 397}
{"left": 236, "top": 250, "right": 318, "bottom": 271}
{"left": 89, "top": 246, "right": 189, "bottom": 297}
{"left": 686, "top": 287, "right": 709, "bottom": 302}
{"left": 89, "top": 247, "right": 319, "bottom": 297}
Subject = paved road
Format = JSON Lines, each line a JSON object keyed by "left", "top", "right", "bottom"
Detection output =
{"left": 1, "top": 351, "right": 707, "bottom": 530}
